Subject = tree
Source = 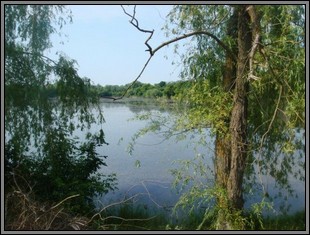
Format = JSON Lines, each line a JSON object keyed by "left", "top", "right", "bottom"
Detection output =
{"left": 4, "top": 5, "right": 117, "bottom": 215}
{"left": 121, "top": 5, "right": 305, "bottom": 229}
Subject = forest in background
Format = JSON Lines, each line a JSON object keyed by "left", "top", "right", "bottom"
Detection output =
{"left": 45, "top": 80, "right": 191, "bottom": 100}
{"left": 4, "top": 4, "right": 306, "bottom": 231}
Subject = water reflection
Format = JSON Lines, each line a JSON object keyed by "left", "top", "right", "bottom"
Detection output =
{"left": 95, "top": 99, "right": 305, "bottom": 215}
{"left": 100, "top": 97, "right": 174, "bottom": 114}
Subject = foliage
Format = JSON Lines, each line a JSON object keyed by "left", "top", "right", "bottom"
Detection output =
{"left": 92, "top": 80, "right": 191, "bottom": 99}
{"left": 6, "top": 182, "right": 304, "bottom": 231}
{"left": 4, "top": 4, "right": 117, "bottom": 217}
{"left": 126, "top": 4, "right": 305, "bottom": 229}
{"left": 170, "top": 154, "right": 279, "bottom": 230}
{"left": 167, "top": 3, "right": 304, "bottom": 212}
{"left": 245, "top": 5, "right": 305, "bottom": 196}
{"left": 174, "top": 79, "right": 233, "bottom": 137}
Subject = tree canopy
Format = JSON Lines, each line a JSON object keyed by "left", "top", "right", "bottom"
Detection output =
{"left": 4, "top": 5, "right": 117, "bottom": 216}
{"left": 124, "top": 4, "right": 305, "bottom": 229}
{"left": 3, "top": 4, "right": 306, "bottom": 230}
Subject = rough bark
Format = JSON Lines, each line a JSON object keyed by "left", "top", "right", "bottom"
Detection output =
{"left": 214, "top": 8, "right": 238, "bottom": 230}
{"left": 215, "top": 137, "right": 231, "bottom": 189}
{"left": 214, "top": 6, "right": 237, "bottom": 192}
{"left": 214, "top": 48, "right": 235, "bottom": 191}
{"left": 226, "top": 5, "right": 252, "bottom": 210}
{"left": 121, "top": 4, "right": 259, "bottom": 229}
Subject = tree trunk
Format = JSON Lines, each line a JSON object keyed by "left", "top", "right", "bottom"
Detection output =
{"left": 214, "top": 9, "right": 238, "bottom": 230}
{"left": 226, "top": 5, "right": 252, "bottom": 211}
{"left": 214, "top": 48, "right": 235, "bottom": 197}
{"left": 214, "top": 5, "right": 237, "bottom": 193}
{"left": 214, "top": 6, "right": 252, "bottom": 229}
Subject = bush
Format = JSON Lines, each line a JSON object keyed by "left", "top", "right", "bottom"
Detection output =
{"left": 5, "top": 127, "right": 117, "bottom": 215}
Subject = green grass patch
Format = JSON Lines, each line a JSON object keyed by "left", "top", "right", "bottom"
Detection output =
{"left": 89, "top": 203, "right": 170, "bottom": 230}
{"left": 89, "top": 203, "right": 306, "bottom": 231}
{"left": 262, "top": 210, "right": 306, "bottom": 230}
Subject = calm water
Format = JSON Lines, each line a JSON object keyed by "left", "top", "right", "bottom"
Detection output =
{"left": 88, "top": 99, "right": 305, "bottom": 215}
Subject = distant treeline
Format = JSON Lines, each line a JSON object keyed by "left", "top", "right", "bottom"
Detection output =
{"left": 96, "top": 81, "right": 193, "bottom": 99}
{"left": 46, "top": 80, "right": 192, "bottom": 99}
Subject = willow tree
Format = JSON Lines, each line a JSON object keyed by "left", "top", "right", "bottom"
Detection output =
{"left": 4, "top": 5, "right": 116, "bottom": 216}
{"left": 121, "top": 4, "right": 305, "bottom": 229}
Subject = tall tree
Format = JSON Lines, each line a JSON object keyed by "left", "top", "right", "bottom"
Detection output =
{"left": 122, "top": 5, "right": 305, "bottom": 229}
{"left": 4, "top": 5, "right": 116, "bottom": 215}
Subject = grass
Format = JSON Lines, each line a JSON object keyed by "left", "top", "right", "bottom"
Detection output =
{"left": 89, "top": 203, "right": 306, "bottom": 231}
{"left": 262, "top": 210, "right": 306, "bottom": 230}
{"left": 5, "top": 189, "right": 306, "bottom": 231}
{"left": 88, "top": 202, "right": 170, "bottom": 230}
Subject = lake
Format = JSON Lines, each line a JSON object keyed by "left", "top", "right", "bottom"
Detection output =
{"left": 87, "top": 99, "right": 305, "bottom": 215}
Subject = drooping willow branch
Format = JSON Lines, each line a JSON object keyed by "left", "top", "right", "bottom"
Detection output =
{"left": 109, "top": 5, "right": 236, "bottom": 101}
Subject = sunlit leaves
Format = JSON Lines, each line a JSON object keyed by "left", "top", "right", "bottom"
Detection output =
{"left": 162, "top": 5, "right": 305, "bottom": 219}
{"left": 245, "top": 6, "right": 305, "bottom": 201}
{"left": 175, "top": 79, "right": 233, "bottom": 137}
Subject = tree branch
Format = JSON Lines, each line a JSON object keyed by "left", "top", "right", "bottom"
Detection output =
{"left": 152, "top": 30, "right": 236, "bottom": 60}
{"left": 256, "top": 85, "right": 282, "bottom": 196}
{"left": 246, "top": 5, "right": 261, "bottom": 81}
{"left": 20, "top": 50, "right": 58, "bottom": 65}
{"left": 50, "top": 194, "right": 80, "bottom": 210}
{"left": 109, "top": 55, "right": 153, "bottom": 101}
{"left": 121, "top": 5, "right": 154, "bottom": 55}
{"left": 109, "top": 5, "right": 235, "bottom": 101}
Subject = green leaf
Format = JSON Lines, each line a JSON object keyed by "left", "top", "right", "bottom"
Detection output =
{"left": 135, "top": 160, "right": 141, "bottom": 168}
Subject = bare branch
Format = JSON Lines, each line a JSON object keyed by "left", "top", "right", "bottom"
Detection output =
{"left": 121, "top": 5, "right": 154, "bottom": 55}
{"left": 110, "top": 55, "right": 153, "bottom": 101}
{"left": 88, "top": 192, "right": 146, "bottom": 223}
{"left": 98, "top": 215, "right": 157, "bottom": 222}
{"left": 50, "top": 194, "right": 80, "bottom": 210}
{"left": 152, "top": 31, "right": 236, "bottom": 60}
{"left": 246, "top": 5, "right": 261, "bottom": 81}
{"left": 113, "top": 5, "right": 235, "bottom": 101}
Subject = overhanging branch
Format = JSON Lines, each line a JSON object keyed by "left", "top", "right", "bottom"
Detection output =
{"left": 107, "top": 6, "right": 235, "bottom": 101}
{"left": 112, "top": 56, "right": 153, "bottom": 101}
{"left": 153, "top": 31, "right": 236, "bottom": 60}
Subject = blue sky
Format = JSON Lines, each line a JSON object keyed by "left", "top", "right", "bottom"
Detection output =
{"left": 47, "top": 5, "right": 183, "bottom": 86}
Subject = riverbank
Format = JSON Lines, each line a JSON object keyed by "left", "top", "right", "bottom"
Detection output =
{"left": 88, "top": 201, "right": 306, "bottom": 230}
{"left": 5, "top": 187, "right": 305, "bottom": 231}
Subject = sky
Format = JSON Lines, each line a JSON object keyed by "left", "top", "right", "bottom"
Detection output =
{"left": 47, "top": 5, "right": 183, "bottom": 86}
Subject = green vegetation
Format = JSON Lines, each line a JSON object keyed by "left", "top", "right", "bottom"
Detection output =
{"left": 6, "top": 185, "right": 304, "bottom": 230}
{"left": 262, "top": 210, "right": 306, "bottom": 231}
{"left": 44, "top": 80, "right": 191, "bottom": 100}
{"left": 4, "top": 4, "right": 117, "bottom": 221}
{"left": 4, "top": 4, "right": 305, "bottom": 231}
{"left": 124, "top": 4, "right": 305, "bottom": 230}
